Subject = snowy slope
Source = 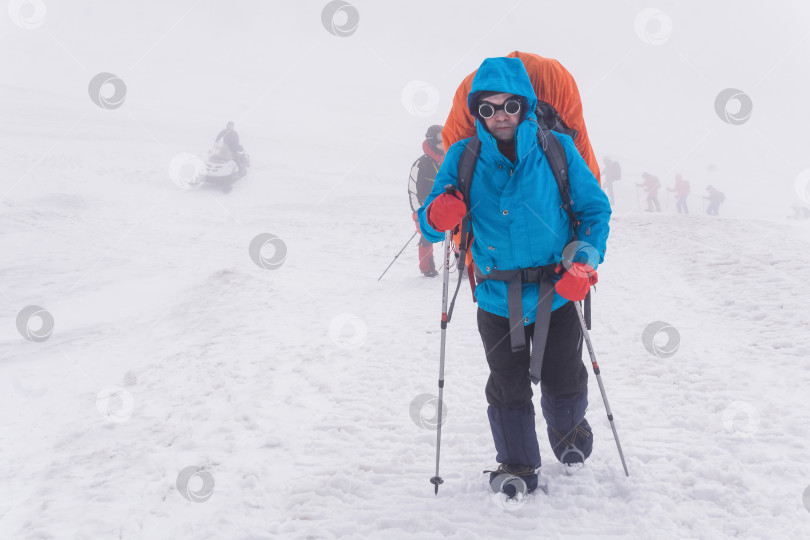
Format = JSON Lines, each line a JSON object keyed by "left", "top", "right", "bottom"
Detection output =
{"left": 5, "top": 175, "right": 810, "bottom": 539}
{"left": 3, "top": 1, "right": 810, "bottom": 539}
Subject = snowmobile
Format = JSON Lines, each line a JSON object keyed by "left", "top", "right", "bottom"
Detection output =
{"left": 202, "top": 140, "right": 250, "bottom": 192}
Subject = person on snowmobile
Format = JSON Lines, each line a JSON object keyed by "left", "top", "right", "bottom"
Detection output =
{"left": 418, "top": 57, "right": 611, "bottom": 494}
{"left": 216, "top": 121, "right": 245, "bottom": 175}
{"left": 408, "top": 125, "right": 445, "bottom": 277}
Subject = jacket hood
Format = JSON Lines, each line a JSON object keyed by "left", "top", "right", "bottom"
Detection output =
{"left": 422, "top": 139, "right": 444, "bottom": 164}
{"left": 467, "top": 57, "right": 538, "bottom": 119}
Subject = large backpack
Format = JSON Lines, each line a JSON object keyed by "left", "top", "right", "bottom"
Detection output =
{"left": 408, "top": 154, "right": 440, "bottom": 212}
{"left": 407, "top": 158, "right": 423, "bottom": 213}
{"left": 447, "top": 101, "right": 591, "bottom": 327}
{"left": 442, "top": 52, "right": 601, "bottom": 181}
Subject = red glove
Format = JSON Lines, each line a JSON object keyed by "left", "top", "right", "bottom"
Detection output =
{"left": 555, "top": 263, "right": 598, "bottom": 301}
{"left": 427, "top": 190, "right": 466, "bottom": 231}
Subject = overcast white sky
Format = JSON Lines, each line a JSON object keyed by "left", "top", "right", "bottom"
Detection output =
{"left": 3, "top": 0, "right": 810, "bottom": 217}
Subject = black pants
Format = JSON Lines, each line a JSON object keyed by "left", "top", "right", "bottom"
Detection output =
{"left": 477, "top": 301, "right": 587, "bottom": 408}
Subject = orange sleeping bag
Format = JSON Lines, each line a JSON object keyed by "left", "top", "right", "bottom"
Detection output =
{"left": 442, "top": 50, "right": 600, "bottom": 182}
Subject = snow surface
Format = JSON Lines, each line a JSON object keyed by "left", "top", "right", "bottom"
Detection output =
{"left": 2, "top": 1, "right": 810, "bottom": 539}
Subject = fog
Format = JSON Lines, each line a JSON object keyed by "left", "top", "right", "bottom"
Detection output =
{"left": 3, "top": 2, "right": 810, "bottom": 538}
{"left": 4, "top": 1, "right": 810, "bottom": 218}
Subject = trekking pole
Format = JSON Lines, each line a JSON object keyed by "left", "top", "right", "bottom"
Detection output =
{"left": 574, "top": 299, "right": 630, "bottom": 477}
{"left": 377, "top": 230, "right": 418, "bottom": 281}
{"left": 430, "top": 228, "right": 453, "bottom": 494}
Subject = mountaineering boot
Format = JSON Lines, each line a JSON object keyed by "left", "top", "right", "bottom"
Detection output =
{"left": 485, "top": 463, "right": 540, "bottom": 498}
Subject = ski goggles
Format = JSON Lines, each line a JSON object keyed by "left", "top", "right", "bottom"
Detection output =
{"left": 477, "top": 97, "right": 522, "bottom": 119}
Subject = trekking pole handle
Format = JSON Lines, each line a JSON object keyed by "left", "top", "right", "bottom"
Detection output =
{"left": 444, "top": 184, "right": 458, "bottom": 195}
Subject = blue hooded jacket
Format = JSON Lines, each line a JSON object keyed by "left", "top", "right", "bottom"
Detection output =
{"left": 418, "top": 57, "right": 611, "bottom": 321}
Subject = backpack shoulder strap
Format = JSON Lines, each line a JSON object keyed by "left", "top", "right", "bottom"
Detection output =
{"left": 540, "top": 128, "right": 593, "bottom": 329}
{"left": 456, "top": 136, "right": 481, "bottom": 251}
{"left": 539, "top": 128, "right": 577, "bottom": 239}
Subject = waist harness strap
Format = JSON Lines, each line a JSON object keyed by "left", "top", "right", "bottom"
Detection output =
{"left": 476, "top": 263, "right": 558, "bottom": 385}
